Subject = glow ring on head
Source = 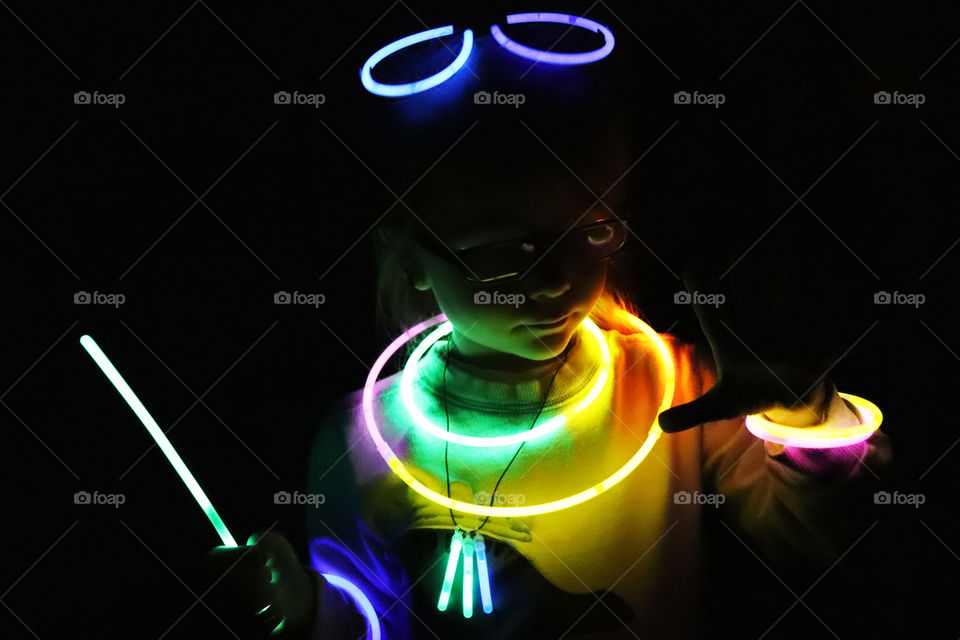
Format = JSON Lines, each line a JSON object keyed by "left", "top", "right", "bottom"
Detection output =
{"left": 400, "top": 316, "right": 610, "bottom": 447}
{"left": 490, "top": 13, "right": 615, "bottom": 65}
{"left": 363, "top": 312, "right": 676, "bottom": 517}
{"left": 745, "top": 393, "right": 882, "bottom": 449}
{"left": 361, "top": 26, "right": 474, "bottom": 97}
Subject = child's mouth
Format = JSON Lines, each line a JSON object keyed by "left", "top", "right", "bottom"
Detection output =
{"left": 522, "top": 314, "right": 571, "bottom": 331}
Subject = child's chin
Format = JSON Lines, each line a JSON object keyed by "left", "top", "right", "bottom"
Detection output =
{"left": 519, "top": 330, "right": 574, "bottom": 359}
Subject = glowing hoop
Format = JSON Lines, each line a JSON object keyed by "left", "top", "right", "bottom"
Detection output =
{"left": 322, "top": 573, "right": 382, "bottom": 640}
{"left": 400, "top": 316, "right": 611, "bottom": 447}
{"left": 362, "top": 313, "right": 676, "bottom": 517}
{"left": 360, "top": 26, "right": 474, "bottom": 97}
{"left": 490, "top": 13, "right": 615, "bottom": 65}
{"left": 745, "top": 393, "right": 882, "bottom": 448}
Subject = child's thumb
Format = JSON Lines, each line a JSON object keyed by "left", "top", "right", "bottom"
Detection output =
{"left": 251, "top": 531, "right": 301, "bottom": 574}
{"left": 658, "top": 384, "right": 742, "bottom": 433}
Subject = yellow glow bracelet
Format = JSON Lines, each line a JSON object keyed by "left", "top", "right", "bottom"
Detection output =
{"left": 745, "top": 392, "right": 882, "bottom": 448}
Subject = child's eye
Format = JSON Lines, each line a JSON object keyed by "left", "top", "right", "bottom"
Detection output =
{"left": 586, "top": 224, "right": 616, "bottom": 246}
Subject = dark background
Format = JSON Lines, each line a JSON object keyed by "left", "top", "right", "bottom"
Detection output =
{"left": 2, "top": 1, "right": 958, "bottom": 638}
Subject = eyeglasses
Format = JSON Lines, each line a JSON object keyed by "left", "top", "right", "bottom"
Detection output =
{"left": 415, "top": 217, "right": 632, "bottom": 284}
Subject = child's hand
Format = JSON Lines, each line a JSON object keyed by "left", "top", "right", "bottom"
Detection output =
{"left": 205, "top": 531, "right": 318, "bottom": 639}
{"left": 658, "top": 258, "right": 837, "bottom": 434}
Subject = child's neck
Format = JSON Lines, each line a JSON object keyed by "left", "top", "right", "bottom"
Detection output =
{"left": 447, "top": 332, "right": 576, "bottom": 375}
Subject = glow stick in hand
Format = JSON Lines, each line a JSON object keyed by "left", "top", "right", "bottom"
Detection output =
{"left": 81, "top": 334, "right": 383, "bottom": 639}
{"left": 79, "top": 334, "right": 237, "bottom": 547}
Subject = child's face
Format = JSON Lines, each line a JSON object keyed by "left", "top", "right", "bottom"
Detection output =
{"left": 413, "top": 168, "right": 613, "bottom": 370}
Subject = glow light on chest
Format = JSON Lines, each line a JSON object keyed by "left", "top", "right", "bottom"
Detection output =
{"left": 363, "top": 313, "right": 677, "bottom": 518}
{"left": 400, "top": 317, "right": 611, "bottom": 447}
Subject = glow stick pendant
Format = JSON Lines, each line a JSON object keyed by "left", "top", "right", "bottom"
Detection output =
{"left": 461, "top": 534, "right": 475, "bottom": 618}
{"left": 437, "top": 530, "right": 464, "bottom": 611}
{"left": 436, "top": 530, "right": 495, "bottom": 617}
{"left": 473, "top": 533, "right": 493, "bottom": 614}
{"left": 79, "top": 335, "right": 237, "bottom": 547}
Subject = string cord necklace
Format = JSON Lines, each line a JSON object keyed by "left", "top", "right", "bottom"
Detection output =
{"left": 435, "top": 332, "right": 572, "bottom": 616}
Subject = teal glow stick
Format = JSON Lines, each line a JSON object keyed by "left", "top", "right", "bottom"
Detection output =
{"left": 473, "top": 533, "right": 493, "bottom": 614}
{"left": 461, "top": 534, "right": 475, "bottom": 618}
{"left": 81, "top": 334, "right": 384, "bottom": 639}
{"left": 437, "top": 531, "right": 463, "bottom": 611}
{"left": 79, "top": 334, "right": 237, "bottom": 547}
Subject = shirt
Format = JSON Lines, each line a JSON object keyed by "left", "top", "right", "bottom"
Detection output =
{"left": 304, "top": 305, "right": 892, "bottom": 640}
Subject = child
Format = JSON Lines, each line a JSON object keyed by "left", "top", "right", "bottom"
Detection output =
{"left": 207, "top": 22, "right": 892, "bottom": 640}
{"left": 209, "top": 181, "right": 891, "bottom": 640}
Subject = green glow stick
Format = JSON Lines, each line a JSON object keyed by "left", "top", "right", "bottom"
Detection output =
{"left": 473, "top": 533, "right": 493, "bottom": 614}
{"left": 80, "top": 334, "right": 238, "bottom": 548}
{"left": 461, "top": 534, "right": 474, "bottom": 619}
{"left": 437, "top": 531, "right": 463, "bottom": 611}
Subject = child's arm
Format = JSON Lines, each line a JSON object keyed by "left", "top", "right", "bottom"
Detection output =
{"left": 694, "top": 352, "right": 893, "bottom": 569}
{"left": 304, "top": 394, "right": 414, "bottom": 640}
{"left": 652, "top": 263, "right": 893, "bottom": 568}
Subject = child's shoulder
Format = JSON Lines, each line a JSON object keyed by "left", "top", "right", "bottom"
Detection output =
{"left": 600, "top": 322, "right": 698, "bottom": 358}
{"left": 600, "top": 323, "right": 716, "bottom": 386}
{"left": 588, "top": 299, "right": 706, "bottom": 368}
{"left": 327, "top": 369, "right": 404, "bottom": 421}
{"left": 309, "top": 374, "right": 405, "bottom": 481}
{"left": 315, "top": 370, "right": 408, "bottom": 452}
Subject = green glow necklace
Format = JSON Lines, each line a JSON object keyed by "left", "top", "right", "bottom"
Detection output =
{"left": 436, "top": 333, "right": 570, "bottom": 618}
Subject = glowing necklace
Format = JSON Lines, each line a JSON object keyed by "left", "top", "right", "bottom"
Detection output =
{"left": 400, "top": 316, "right": 611, "bottom": 447}
{"left": 363, "top": 313, "right": 676, "bottom": 617}
{"left": 437, "top": 333, "right": 569, "bottom": 617}
{"left": 362, "top": 313, "right": 675, "bottom": 517}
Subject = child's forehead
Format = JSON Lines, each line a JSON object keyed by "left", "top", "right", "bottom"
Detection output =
{"left": 409, "top": 124, "right": 629, "bottom": 244}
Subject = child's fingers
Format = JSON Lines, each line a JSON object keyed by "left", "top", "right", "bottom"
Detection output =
{"left": 251, "top": 531, "right": 320, "bottom": 636}
{"left": 678, "top": 265, "right": 740, "bottom": 367}
{"left": 658, "top": 383, "right": 743, "bottom": 433}
{"left": 205, "top": 532, "right": 315, "bottom": 638}
{"left": 206, "top": 544, "right": 275, "bottom": 612}
{"left": 253, "top": 531, "right": 301, "bottom": 578}
{"left": 207, "top": 543, "right": 267, "bottom": 578}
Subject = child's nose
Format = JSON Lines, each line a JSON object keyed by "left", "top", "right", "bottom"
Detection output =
{"left": 527, "top": 274, "right": 571, "bottom": 300}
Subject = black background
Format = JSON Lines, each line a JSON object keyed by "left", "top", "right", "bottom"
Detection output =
{"left": 2, "top": 2, "right": 958, "bottom": 638}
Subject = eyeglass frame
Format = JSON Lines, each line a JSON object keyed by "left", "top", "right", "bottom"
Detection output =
{"left": 411, "top": 215, "right": 635, "bottom": 284}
